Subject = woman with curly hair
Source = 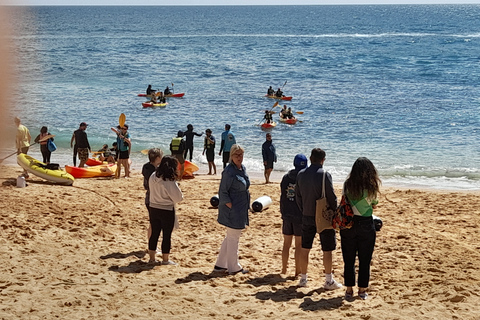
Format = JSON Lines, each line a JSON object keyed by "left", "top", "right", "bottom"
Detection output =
{"left": 341, "top": 157, "right": 381, "bottom": 300}
{"left": 148, "top": 156, "right": 183, "bottom": 265}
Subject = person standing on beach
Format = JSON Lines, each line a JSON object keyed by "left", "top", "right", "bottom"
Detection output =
{"left": 34, "top": 126, "right": 53, "bottom": 164}
{"left": 280, "top": 154, "right": 307, "bottom": 276}
{"left": 170, "top": 130, "right": 186, "bottom": 179}
{"left": 142, "top": 148, "right": 163, "bottom": 248}
{"left": 115, "top": 124, "right": 131, "bottom": 179}
{"left": 148, "top": 156, "right": 183, "bottom": 265}
{"left": 214, "top": 144, "right": 250, "bottom": 275}
{"left": 218, "top": 124, "right": 236, "bottom": 169}
{"left": 183, "top": 124, "right": 203, "bottom": 162}
{"left": 341, "top": 157, "right": 381, "bottom": 300}
{"left": 70, "top": 122, "right": 91, "bottom": 168}
{"left": 202, "top": 128, "right": 216, "bottom": 175}
{"left": 295, "top": 148, "right": 342, "bottom": 290}
{"left": 15, "top": 117, "right": 31, "bottom": 177}
{"left": 262, "top": 133, "right": 277, "bottom": 184}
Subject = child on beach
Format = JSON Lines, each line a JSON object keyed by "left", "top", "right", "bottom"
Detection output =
{"left": 340, "top": 157, "right": 381, "bottom": 300}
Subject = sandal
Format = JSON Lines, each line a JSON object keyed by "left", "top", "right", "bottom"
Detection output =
{"left": 358, "top": 291, "right": 368, "bottom": 300}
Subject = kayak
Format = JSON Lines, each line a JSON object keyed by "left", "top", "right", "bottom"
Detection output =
{"left": 182, "top": 160, "right": 199, "bottom": 178}
{"left": 142, "top": 102, "right": 168, "bottom": 108}
{"left": 261, "top": 122, "right": 277, "bottom": 129}
{"left": 17, "top": 154, "right": 74, "bottom": 185}
{"left": 65, "top": 164, "right": 117, "bottom": 178}
{"left": 279, "top": 117, "right": 298, "bottom": 125}
{"left": 138, "top": 92, "right": 185, "bottom": 98}
{"left": 265, "top": 94, "right": 292, "bottom": 101}
{"left": 86, "top": 158, "right": 104, "bottom": 166}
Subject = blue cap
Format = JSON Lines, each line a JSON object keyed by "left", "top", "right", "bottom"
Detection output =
{"left": 294, "top": 154, "right": 307, "bottom": 170}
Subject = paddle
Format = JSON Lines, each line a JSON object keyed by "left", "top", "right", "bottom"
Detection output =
{"left": 281, "top": 80, "right": 287, "bottom": 89}
{"left": 0, "top": 134, "right": 55, "bottom": 164}
{"left": 171, "top": 83, "right": 175, "bottom": 94}
{"left": 119, "top": 113, "right": 126, "bottom": 128}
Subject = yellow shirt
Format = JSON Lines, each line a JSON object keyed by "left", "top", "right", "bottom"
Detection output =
{"left": 16, "top": 124, "right": 31, "bottom": 149}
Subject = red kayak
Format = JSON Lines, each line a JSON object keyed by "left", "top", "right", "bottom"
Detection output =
{"left": 265, "top": 94, "right": 292, "bottom": 101}
{"left": 261, "top": 122, "right": 277, "bottom": 129}
{"left": 138, "top": 92, "right": 185, "bottom": 98}
{"left": 86, "top": 158, "right": 104, "bottom": 166}
{"left": 279, "top": 117, "right": 298, "bottom": 125}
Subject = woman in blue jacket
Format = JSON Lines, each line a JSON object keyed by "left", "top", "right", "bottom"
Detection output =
{"left": 214, "top": 144, "right": 250, "bottom": 275}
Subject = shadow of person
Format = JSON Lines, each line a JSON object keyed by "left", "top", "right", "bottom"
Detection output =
{"left": 244, "top": 273, "right": 288, "bottom": 287}
{"left": 255, "top": 285, "right": 301, "bottom": 302}
{"left": 175, "top": 271, "right": 229, "bottom": 284}
{"left": 108, "top": 260, "right": 157, "bottom": 273}
{"left": 299, "top": 296, "right": 344, "bottom": 311}
{"left": 100, "top": 250, "right": 146, "bottom": 260}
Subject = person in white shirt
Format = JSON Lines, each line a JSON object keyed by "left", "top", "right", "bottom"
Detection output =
{"left": 148, "top": 156, "right": 183, "bottom": 265}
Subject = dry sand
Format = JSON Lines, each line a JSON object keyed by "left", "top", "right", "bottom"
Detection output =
{"left": 1, "top": 164, "right": 479, "bottom": 320}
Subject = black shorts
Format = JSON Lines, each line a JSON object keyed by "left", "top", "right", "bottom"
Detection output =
{"left": 119, "top": 150, "right": 129, "bottom": 159}
{"left": 282, "top": 219, "right": 302, "bottom": 236}
{"left": 222, "top": 152, "right": 230, "bottom": 164}
{"left": 301, "top": 215, "right": 336, "bottom": 251}
{"left": 206, "top": 149, "right": 215, "bottom": 162}
{"left": 264, "top": 161, "right": 274, "bottom": 169}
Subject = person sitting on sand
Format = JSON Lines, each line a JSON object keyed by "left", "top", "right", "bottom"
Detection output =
{"left": 148, "top": 156, "right": 183, "bottom": 265}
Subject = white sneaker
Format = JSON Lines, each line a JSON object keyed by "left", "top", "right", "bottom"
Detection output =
{"left": 161, "top": 260, "right": 177, "bottom": 266}
{"left": 324, "top": 279, "right": 343, "bottom": 290}
{"left": 298, "top": 278, "right": 308, "bottom": 287}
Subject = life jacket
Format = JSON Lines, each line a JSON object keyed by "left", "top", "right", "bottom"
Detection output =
{"left": 171, "top": 137, "right": 184, "bottom": 153}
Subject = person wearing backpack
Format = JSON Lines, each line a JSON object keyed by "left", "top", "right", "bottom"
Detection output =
{"left": 170, "top": 130, "right": 186, "bottom": 179}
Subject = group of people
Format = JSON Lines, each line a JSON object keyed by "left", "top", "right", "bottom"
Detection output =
{"left": 146, "top": 84, "right": 173, "bottom": 97}
{"left": 280, "top": 149, "right": 380, "bottom": 300}
{"left": 280, "top": 105, "right": 295, "bottom": 120}
{"left": 267, "top": 86, "right": 284, "bottom": 98}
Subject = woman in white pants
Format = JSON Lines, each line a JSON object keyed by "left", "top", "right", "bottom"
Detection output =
{"left": 214, "top": 144, "right": 250, "bottom": 275}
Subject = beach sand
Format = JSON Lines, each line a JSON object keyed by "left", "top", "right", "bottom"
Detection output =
{"left": 1, "top": 164, "right": 479, "bottom": 320}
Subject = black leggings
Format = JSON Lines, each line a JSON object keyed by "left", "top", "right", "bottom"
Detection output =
{"left": 40, "top": 144, "right": 51, "bottom": 163}
{"left": 184, "top": 145, "right": 194, "bottom": 161}
{"left": 148, "top": 207, "right": 175, "bottom": 253}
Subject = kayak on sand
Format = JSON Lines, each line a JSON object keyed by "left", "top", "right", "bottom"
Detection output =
{"left": 65, "top": 164, "right": 117, "bottom": 179}
{"left": 17, "top": 154, "right": 74, "bottom": 185}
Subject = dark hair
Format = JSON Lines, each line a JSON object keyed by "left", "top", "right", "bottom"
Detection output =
{"left": 344, "top": 157, "right": 381, "bottom": 200}
{"left": 155, "top": 156, "right": 179, "bottom": 181}
{"left": 187, "top": 124, "right": 193, "bottom": 130}
{"left": 40, "top": 126, "right": 48, "bottom": 134}
{"left": 225, "top": 124, "right": 231, "bottom": 130}
{"left": 310, "top": 148, "right": 326, "bottom": 164}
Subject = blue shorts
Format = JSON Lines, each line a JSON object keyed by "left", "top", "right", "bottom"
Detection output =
{"left": 282, "top": 219, "right": 302, "bottom": 236}
{"left": 301, "top": 215, "right": 336, "bottom": 251}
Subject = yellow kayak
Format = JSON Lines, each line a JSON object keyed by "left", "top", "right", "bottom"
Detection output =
{"left": 17, "top": 154, "right": 74, "bottom": 185}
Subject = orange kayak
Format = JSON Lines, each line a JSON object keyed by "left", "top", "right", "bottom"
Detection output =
{"left": 65, "top": 164, "right": 117, "bottom": 178}
{"left": 261, "top": 122, "right": 277, "bottom": 129}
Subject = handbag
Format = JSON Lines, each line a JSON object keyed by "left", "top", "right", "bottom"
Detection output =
{"left": 47, "top": 139, "right": 57, "bottom": 152}
{"left": 315, "top": 171, "right": 335, "bottom": 233}
{"left": 332, "top": 191, "right": 354, "bottom": 230}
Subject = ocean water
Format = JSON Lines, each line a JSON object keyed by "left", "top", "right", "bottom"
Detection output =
{"left": 3, "top": 5, "right": 480, "bottom": 190}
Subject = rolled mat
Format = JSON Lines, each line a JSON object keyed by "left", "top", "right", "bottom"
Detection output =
{"left": 251, "top": 196, "right": 272, "bottom": 212}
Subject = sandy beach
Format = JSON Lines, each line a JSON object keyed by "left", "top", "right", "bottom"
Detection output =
{"left": 1, "top": 164, "right": 479, "bottom": 320}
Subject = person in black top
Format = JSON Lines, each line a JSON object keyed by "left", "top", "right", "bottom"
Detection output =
{"left": 183, "top": 124, "right": 203, "bottom": 162}
{"left": 70, "top": 122, "right": 91, "bottom": 167}
{"left": 164, "top": 86, "right": 172, "bottom": 95}
{"left": 275, "top": 88, "right": 283, "bottom": 97}
{"left": 267, "top": 86, "right": 274, "bottom": 96}
{"left": 146, "top": 84, "right": 156, "bottom": 96}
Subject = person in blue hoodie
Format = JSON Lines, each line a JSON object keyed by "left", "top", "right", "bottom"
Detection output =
{"left": 280, "top": 154, "right": 307, "bottom": 276}
{"left": 214, "top": 144, "right": 250, "bottom": 275}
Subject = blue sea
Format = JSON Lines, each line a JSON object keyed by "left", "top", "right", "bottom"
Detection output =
{"left": 3, "top": 5, "right": 480, "bottom": 190}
